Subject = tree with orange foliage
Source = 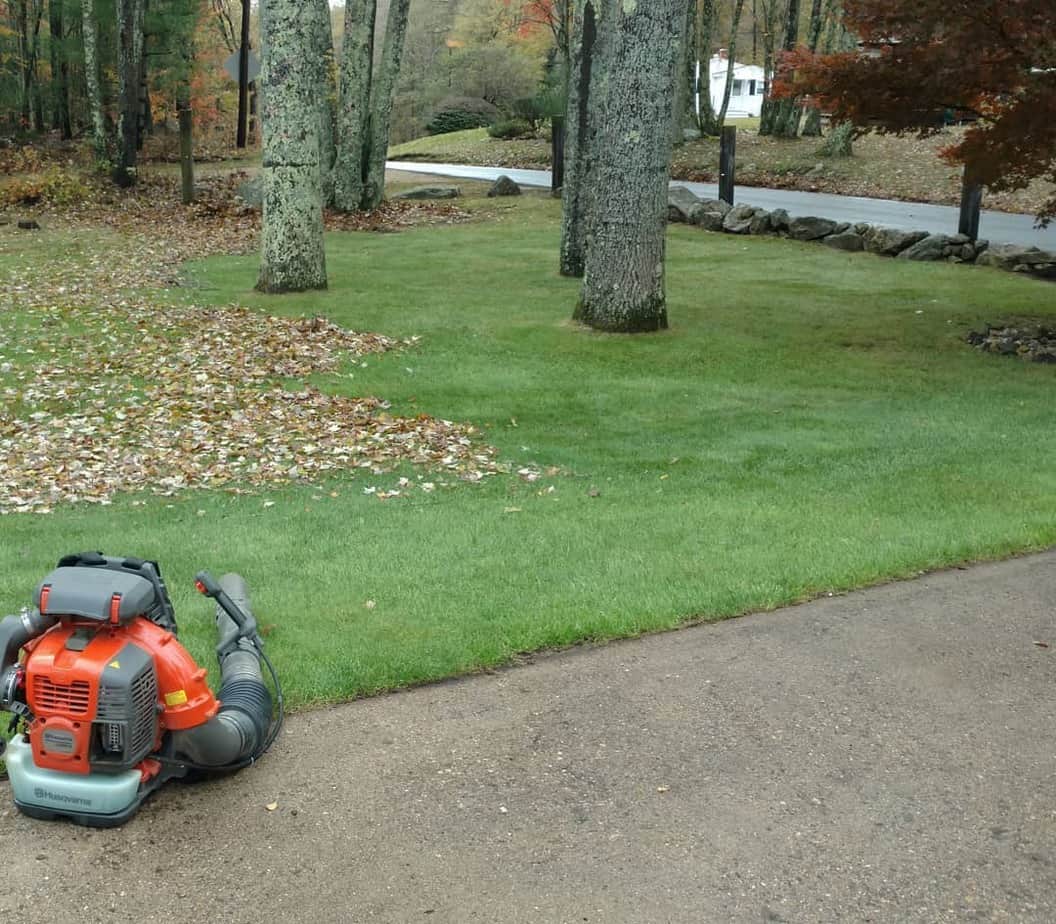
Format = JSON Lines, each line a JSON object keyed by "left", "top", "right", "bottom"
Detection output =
{"left": 785, "top": 0, "right": 1056, "bottom": 223}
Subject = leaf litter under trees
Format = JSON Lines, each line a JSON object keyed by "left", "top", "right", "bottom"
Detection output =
{"left": 0, "top": 173, "right": 503, "bottom": 516}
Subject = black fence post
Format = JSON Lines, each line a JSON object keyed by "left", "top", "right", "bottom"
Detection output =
{"left": 958, "top": 165, "right": 983, "bottom": 240}
{"left": 719, "top": 125, "right": 736, "bottom": 206}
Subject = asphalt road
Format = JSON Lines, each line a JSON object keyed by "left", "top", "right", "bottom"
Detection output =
{"left": 3, "top": 551, "right": 1055, "bottom": 923}
{"left": 386, "top": 160, "right": 1056, "bottom": 251}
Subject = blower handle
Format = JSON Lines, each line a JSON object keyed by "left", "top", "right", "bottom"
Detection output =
{"left": 194, "top": 570, "right": 260, "bottom": 655}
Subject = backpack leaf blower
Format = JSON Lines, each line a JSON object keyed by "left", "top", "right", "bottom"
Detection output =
{"left": 0, "top": 552, "right": 283, "bottom": 827}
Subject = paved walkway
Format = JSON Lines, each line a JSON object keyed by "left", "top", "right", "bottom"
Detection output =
{"left": 387, "top": 160, "right": 1056, "bottom": 251}
{"left": 3, "top": 551, "right": 1055, "bottom": 923}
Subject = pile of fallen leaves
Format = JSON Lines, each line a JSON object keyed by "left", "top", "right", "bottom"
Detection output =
{"left": 0, "top": 173, "right": 497, "bottom": 516}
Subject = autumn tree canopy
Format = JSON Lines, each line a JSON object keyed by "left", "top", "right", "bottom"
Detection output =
{"left": 786, "top": 0, "right": 1056, "bottom": 223}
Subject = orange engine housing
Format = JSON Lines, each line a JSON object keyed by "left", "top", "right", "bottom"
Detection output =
{"left": 23, "top": 618, "right": 219, "bottom": 775}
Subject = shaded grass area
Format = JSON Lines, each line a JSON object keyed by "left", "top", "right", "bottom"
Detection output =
{"left": 2, "top": 200, "right": 1055, "bottom": 710}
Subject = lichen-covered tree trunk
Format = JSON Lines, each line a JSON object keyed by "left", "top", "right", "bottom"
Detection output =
{"left": 113, "top": 0, "right": 145, "bottom": 186}
{"left": 757, "top": 0, "right": 784, "bottom": 135}
{"left": 575, "top": 0, "right": 689, "bottom": 333}
{"left": 768, "top": 0, "right": 802, "bottom": 138}
{"left": 332, "top": 0, "right": 376, "bottom": 212}
{"left": 813, "top": 0, "right": 851, "bottom": 153}
{"left": 715, "top": 0, "right": 746, "bottom": 127}
{"left": 694, "top": 0, "right": 719, "bottom": 135}
{"left": 256, "top": 0, "right": 328, "bottom": 293}
{"left": 332, "top": 0, "right": 412, "bottom": 212}
{"left": 81, "top": 0, "right": 107, "bottom": 156}
{"left": 362, "top": 0, "right": 412, "bottom": 210}
{"left": 558, "top": 0, "right": 598, "bottom": 278}
{"left": 308, "top": 0, "right": 337, "bottom": 203}
{"left": 799, "top": 0, "right": 825, "bottom": 136}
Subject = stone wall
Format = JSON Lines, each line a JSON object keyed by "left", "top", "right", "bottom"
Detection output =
{"left": 667, "top": 187, "right": 1056, "bottom": 282}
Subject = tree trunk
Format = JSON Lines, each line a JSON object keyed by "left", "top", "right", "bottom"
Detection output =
{"left": 757, "top": 0, "right": 783, "bottom": 135}
{"left": 49, "top": 0, "right": 72, "bottom": 138}
{"left": 81, "top": 0, "right": 107, "bottom": 155}
{"left": 256, "top": 0, "right": 328, "bottom": 293}
{"left": 178, "top": 103, "right": 194, "bottom": 204}
{"left": 799, "top": 0, "right": 824, "bottom": 135}
{"left": 695, "top": 0, "right": 719, "bottom": 135}
{"left": 558, "top": 0, "right": 598, "bottom": 279}
{"left": 575, "top": 0, "right": 689, "bottom": 333}
{"left": 15, "top": 1, "right": 30, "bottom": 127}
{"left": 671, "top": 2, "right": 693, "bottom": 145}
{"left": 30, "top": 0, "right": 45, "bottom": 131}
{"left": 768, "top": 0, "right": 801, "bottom": 138}
{"left": 177, "top": 42, "right": 194, "bottom": 204}
{"left": 814, "top": 0, "right": 850, "bottom": 152}
{"left": 716, "top": 0, "right": 746, "bottom": 127}
{"left": 332, "top": 0, "right": 377, "bottom": 212}
{"left": 137, "top": 43, "right": 153, "bottom": 146}
{"left": 821, "top": 0, "right": 839, "bottom": 52}
{"left": 362, "top": 0, "right": 412, "bottom": 210}
{"left": 556, "top": 0, "right": 572, "bottom": 80}
{"left": 16, "top": 1, "right": 45, "bottom": 131}
{"left": 113, "top": 0, "right": 146, "bottom": 186}
{"left": 307, "top": 0, "right": 337, "bottom": 203}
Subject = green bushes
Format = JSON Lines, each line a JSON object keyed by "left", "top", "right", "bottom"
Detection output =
{"left": 426, "top": 97, "right": 501, "bottom": 136}
{"left": 487, "top": 119, "right": 534, "bottom": 140}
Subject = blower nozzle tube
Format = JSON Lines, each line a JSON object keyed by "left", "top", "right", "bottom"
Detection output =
{"left": 170, "top": 574, "right": 273, "bottom": 769}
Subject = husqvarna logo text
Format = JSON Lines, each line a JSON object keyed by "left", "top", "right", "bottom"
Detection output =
{"left": 33, "top": 787, "right": 92, "bottom": 807}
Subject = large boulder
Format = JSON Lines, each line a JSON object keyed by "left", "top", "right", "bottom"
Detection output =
{"left": 722, "top": 204, "right": 758, "bottom": 234}
{"left": 822, "top": 231, "right": 865, "bottom": 252}
{"left": 769, "top": 209, "right": 791, "bottom": 234}
{"left": 898, "top": 233, "right": 950, "bottom": 261}
{"left": 693, "top": 199, "right": 731, "bottom": 232}
{"left": 976, "top": 244, "right": 1056, "bottom": 277}
{"left": 696, "top": 210, "right": 726, "bottom": 232}
{"left": 865, "top": 227, "right": 929, "bottom": 257}
{"left": 749, "top": 210, "right": 773, "bottom": 235}
{"left": 395, "top": 185, "right": 461, "bottom": 200}
{"left": 668, "top": 186, "right": 703, "bottom": 223}
{"left": 698, "top": 198, "right": 731, "bottom": 216}
{"left": 788, "top": 215, "right": 838, "bottom": 241}
{"left": 487, "top": 175, "right": 521, "bottom": 198}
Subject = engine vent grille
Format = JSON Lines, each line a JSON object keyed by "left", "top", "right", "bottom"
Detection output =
{"left": 93, "top": 645, "right": 159, "bottom": 768}
{"left": 128, "top": 666, "right": 158, "bottom": 758}
{"left": 33, "top": 677, "right": 91, "bottom": 716}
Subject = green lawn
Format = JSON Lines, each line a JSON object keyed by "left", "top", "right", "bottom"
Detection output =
{"left": 2, "top": 198, "right": 1055, "bottom": 710}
